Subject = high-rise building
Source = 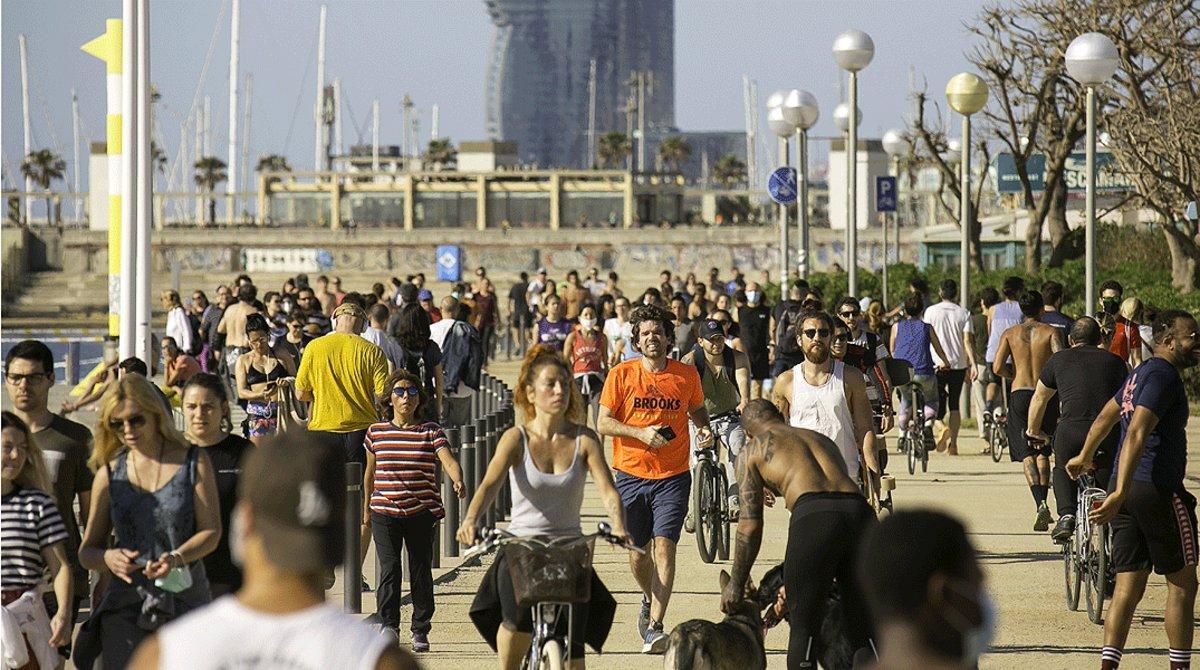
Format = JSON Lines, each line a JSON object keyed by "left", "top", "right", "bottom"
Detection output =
{"left": 485, "top": 0, "right": 674, "bottom": 169}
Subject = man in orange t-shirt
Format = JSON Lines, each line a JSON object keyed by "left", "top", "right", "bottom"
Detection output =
{"left": 599, "top": 305, "right": 713, "bottom": 654}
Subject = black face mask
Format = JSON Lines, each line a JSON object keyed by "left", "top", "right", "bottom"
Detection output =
{"left": 1101, "top": 298, "right": 1120, "bottom": 315}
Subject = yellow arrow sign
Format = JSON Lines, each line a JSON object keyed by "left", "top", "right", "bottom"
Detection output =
{"left": 81, "top": 19, "right": 122, "bottom": 73}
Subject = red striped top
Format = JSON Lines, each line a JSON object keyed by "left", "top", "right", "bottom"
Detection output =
{"left": 364, "top": 421, "right": 449, "bottom": 519}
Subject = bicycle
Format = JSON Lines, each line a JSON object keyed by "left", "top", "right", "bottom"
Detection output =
{"left": 1076, "top": 476, "right": 1113, "bottom": 624}
{"left": 988, "top": 406, "right": 1009, "bottom": 463}
{"left": 692, "top": 438, "right": 731, "bottom": 564}
{"left": 463, "top": 523, "right": 641, "bottom": 670}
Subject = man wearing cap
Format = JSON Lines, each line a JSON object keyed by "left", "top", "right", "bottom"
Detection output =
{"left": 418, "top": 289, "right": 442, "bottom": 323}
{"left": 295, "top": 301, "right": 388, "bottom": 465}
{"left": 681, "top": 318, "right": 751, "bottom": 519}
{"left": 128, "top": 434, "right": 418, "bottom": 670}
{"left": 527, "top": 268, "right": 548, "bottom": 319}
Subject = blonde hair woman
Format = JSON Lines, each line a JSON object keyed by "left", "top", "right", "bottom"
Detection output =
{"left": 1, "top": 411, "right": 74, "bottom": 667}
{"left": 75, "top": 375, "right": 220, "bottom": 669}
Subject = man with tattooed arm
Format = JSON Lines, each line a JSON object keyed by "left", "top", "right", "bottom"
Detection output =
{"left": 720, "top": 399, "right": 877, "bottom": 670}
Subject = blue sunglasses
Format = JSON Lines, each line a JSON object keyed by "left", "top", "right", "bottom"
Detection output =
{"left": 392, "top": 386, "right": 420, "bottom": 397}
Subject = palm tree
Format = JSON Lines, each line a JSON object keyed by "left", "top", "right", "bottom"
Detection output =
{"left": 597, "top": 131, "right": 632, "bottom": 168}
{"left": 712, "top": 153, "right": 748, "bottom": 188}
{"left": 194, "top": 156, "right": 228, "bottom": 227}
{"left": 150, "top": 141, "right": 168, "bottom": 175}
{"left": 423, "top": 138, "right": 457, "bottom": 170}
{"left": 255, "top": 154, "right": 291, "bottom": 190}
{"left": 21, "top": 149, "right": 66, "bottom": 225}
{"left": 657, "top": 136, "right": 692, "bottom": 173}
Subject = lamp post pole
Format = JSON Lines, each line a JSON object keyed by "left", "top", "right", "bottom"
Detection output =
{"left": 946, "top": 72, "right": 989, "bottom": 308}
{"left": 834, "top": 29, "right": 874, "bottom": 297}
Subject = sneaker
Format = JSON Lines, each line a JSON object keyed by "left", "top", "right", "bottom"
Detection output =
{"left": 727, "top": 494, "right": 740, "bottom": 521}
{"left": 1034, "top": 502, "right": 1053, "bottom": 533}
{"left": 411, "top": 631, "right": 430, "bottom": 653}
{"left": 636, "top": 596, "right": 651, "bottom": 640}
{"left": 683, "top": 513, "right": 695, "bottom": 534}
{"left": 1052, "top": 514, "right": 1076, "bottom": 543}
{"left": 642, "top": 621, "right": 669, "bottom": 654}
{"left": 922, "top": 426, "right": 935, "bottom": 452}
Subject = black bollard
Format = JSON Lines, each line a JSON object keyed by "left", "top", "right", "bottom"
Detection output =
{"left": 474, "top": 418, "right": 489, "bottom": 526}
{"left": 443, "top": 427, "right": 460, "bottom": 558}
{"left": 460, "top": 424, "right": 477, "bottom": 542}
{"left": 344, "top": 462, "right": 363, "bottom": 613}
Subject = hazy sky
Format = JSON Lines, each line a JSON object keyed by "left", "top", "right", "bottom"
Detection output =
{"left": 2, "top": 0, "right": 986, "bottom": 188}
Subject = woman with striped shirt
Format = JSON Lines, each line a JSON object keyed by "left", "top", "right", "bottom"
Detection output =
{"left": 363, "top": 369, "right": 465, "bottom": 652}
{"left": 2, "top": 411, "right": 73, "bottom": 669}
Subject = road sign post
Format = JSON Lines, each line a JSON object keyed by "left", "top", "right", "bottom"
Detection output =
{"left": 769, "top": 166, "right": 798, "bottom": 285}
{"left": 876, "top": 176, "right": 897, "bottom": 306}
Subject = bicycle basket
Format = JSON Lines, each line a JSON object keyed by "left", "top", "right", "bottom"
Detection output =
{"left": 505, "top": 537, "right": 596, "bottom": 607}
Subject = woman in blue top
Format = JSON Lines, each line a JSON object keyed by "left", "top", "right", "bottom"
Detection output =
{"left": 889, "top": 295, "right": 950, "bottom": 443}
{"left": 533, "top": 294, "right": 574, "bottom": 352}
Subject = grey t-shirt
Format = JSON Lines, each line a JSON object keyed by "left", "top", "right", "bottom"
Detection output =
{"left": 32, "top": 414, "right": 94, "bottom": 569}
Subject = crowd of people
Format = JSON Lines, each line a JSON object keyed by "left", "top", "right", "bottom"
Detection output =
{"left": 1, "top": 263, "right": 1195, "bottom": 670}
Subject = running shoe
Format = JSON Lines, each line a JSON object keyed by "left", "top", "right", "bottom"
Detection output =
{"left": 637, "top": 596, "right": 651, "bottom": 640}
{"left": 411, "top": 631, "right": 430, "bottom": 653}
{"left": 683, "top": 513, "right": 695, "bottom": 534}
{"left": 1034, "top": 502, "right": 1053, "bottom": 532}
{"left": 1052, "top": 514, "right": 1075, "bottom": 543}
{"left": 642, "top": 621, "right": 669, "bottom": 654}
{"left": 727, "top": 494, "right": 740, "bottom": 521}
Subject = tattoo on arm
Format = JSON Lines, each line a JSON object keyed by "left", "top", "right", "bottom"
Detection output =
{"left": 737, "top": 439, "right": 766, "bottom": 520}
{"left": 731, "top": 446, "right": 765, "bottom": 587}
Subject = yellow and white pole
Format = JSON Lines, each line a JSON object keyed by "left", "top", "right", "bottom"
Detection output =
{"left": 81, "top": 19, "right": 123, "bottom": 340}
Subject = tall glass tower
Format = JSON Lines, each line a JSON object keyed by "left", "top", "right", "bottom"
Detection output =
{"left": 485, "top": 0, "right": 675, "bottom": 169}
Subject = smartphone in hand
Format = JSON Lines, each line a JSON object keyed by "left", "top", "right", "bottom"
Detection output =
{"left": 656, "top": 426, "right": 676, "bottom": 442}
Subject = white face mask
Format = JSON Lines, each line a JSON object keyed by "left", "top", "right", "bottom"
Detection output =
{"left": 944, "top": 584, "right": 997, "bottom": 666}
{"left": 579, "top": 317, "right": 596, "bottom": 330}
{"left": 746, "top": 290, "right": 760, "bottom": 304}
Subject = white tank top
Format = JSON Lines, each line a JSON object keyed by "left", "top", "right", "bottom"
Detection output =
{"left": 157, "top": 595, "right": 389, "bottom": 670}
{"left": 790, "top": 360, "right": 860, "bottom": 475}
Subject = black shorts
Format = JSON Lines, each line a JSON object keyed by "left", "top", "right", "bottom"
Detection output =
{"left": 1007, "top": 389, "right": 1057, "bottom": 463}
{"left": 935, "top": 368, "right": 967, "bottom": 418}
{"left": 307, "top": 428, "right": 369, "bottom": 465}
{"left": 1110, "top": 481, "right": 1198, "bottom": 575}
{"left": 748, "top": 353, "right": 771, "bottom": 381}
{"left": 495, "top": 547, "right": 590, "bottom": 659}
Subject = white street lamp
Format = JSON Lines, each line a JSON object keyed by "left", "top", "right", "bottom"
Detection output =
{"left": 1066, "top": 32, "right": 1119, "bottom": 314}
{"left": 767, "top": 103, "right": 793, "bottom": 286}
{"left": 834, "top": 29, "right": 874, "bottom": 297}
{"left": 882, "top": 128, "right": 910, "bottom": 308}
{"left": 785, "top": 89, "right": 819, "bottom": 278}
{"left": 946, "top": 71, "right": 989, "bottom": 309}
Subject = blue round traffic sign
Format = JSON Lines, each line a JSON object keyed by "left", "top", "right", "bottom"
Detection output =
{"left": 768, "top": 167, "right": 798, "bottom": 205}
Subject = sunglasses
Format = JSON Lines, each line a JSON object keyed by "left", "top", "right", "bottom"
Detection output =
{"left": 392, "top": 386, "right": 421, "bottom": 397}
{"left": 5, "top": 372, "right": 50, "bottom": 385}
{"left": 833, "top": 333, "right": 849, "bottom": 343}
{"left": 838, "top": 310, "right": 859, "bottom": 318}
{"left": 107, "top": 414, "right": 148, "bottom": 431}
{"left": 802, "top": 328, "right": 831, "bottom": 339}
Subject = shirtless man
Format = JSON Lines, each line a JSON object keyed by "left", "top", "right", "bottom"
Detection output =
{"left": 771, "top": 311, "right": 881, "bottom": 502}
{"left": 722, "top": 400, "right": 877, "bottom": 670}
{"left": 993, "top": 289, "right": 1062, "bottom": 532}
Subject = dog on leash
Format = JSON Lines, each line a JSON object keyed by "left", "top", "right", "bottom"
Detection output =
{"left": 662, "top": 571, "right": 767, "bottom": 670}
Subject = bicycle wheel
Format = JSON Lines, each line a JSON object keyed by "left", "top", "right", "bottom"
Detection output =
{"left": 1086, "top": 523, "right": 1109, "bottom": 624}
{"left": 1063, "top": 537, "right": 1082, "bottom": 611}
{"left": 906, "top": 428, "right": 917, "bottom": 475}
{"left": 694, "top": 462, "right": 718, "bottom": 564}
{"left": 716, "top": 468, "right": 731, "bottom": 561}
{"left": 538, "top": 639, "right": 564, "bottom": 670}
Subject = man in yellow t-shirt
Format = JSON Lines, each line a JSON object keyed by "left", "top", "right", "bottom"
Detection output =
{"left": 598, "top": 304, "right": 713, "bottom": 654}
{"left": 296, "top": 301, "right": 388, "bottom": 464}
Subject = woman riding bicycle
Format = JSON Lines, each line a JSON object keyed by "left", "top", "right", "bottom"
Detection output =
{"left": 889, "top": 295, "right": 949, "bottom": 449}
{"left": 457, "top": 345, "right": 630, "bottom": 669}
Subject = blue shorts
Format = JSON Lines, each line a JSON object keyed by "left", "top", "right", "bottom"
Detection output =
{"left": 615, "top": 470, "right": 691, "bottom": 547}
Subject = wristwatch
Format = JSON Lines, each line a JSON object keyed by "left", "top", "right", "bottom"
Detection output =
{"left": 168, "top": 551, "right": 184, "bottom": 568}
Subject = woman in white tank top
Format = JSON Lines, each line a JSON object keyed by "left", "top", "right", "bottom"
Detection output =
{"left": 458, "top": 345, "right": 630, "bottom": 669}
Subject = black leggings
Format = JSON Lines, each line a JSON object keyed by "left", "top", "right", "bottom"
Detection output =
{"left": 783, "top": 492, "right": 876, "bottom": 670}
{"left": 1052, "top": 421, "right": 1115, "bottom": 517}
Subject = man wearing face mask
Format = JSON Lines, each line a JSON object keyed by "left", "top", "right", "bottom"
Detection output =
{"left": 857, "top": 510, "right": 995, "bottom": 670}
{"left": 772, "top": 311, "right": 882, "bottom": 504}
{"left": 128, "top": 434, "right": 417, "bottom": 670}
{"left": 738, "top": 282, "right": 773, "bottom": 399}
{"left": 1068, "top": 310, "right": 1199, "bottom": 670}
{"left": 1100, "top": 280, "right": 1144, "bottom": 367}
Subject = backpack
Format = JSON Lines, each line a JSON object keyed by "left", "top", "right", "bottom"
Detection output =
{"left": 776, "top": 302, "right": 805, "bottom": 356}
{"left": 691, "top": 344, "right": 740, "bottom": 403}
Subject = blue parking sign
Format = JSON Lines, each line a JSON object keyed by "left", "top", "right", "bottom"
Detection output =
{"left": 876, "top": 176, "right": 897, "bottom": 213}
{"left": 436, "top": 245, "right": 461, "bottom": 282}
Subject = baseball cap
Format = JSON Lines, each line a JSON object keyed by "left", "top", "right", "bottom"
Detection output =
{"left": 418, "top": 289, "right": 434, "bottom": 301}
{"left": 239, "top": 433, "right": 346, "bottom": 572}
{"left": 698, "top": 318, "right": 726, "bottom": 340}
{"left": 332, "top": 302, "right": 365, "bottom": 320}
{"left": 536, "top": 267, "right": 547, "bottom": 275}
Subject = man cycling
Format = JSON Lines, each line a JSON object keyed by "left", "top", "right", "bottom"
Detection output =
{"left": 835, "top": 297, "right": 894, "bottom": 439}
{"left": 681, "top": 318, "right": 751, "bottom": 522}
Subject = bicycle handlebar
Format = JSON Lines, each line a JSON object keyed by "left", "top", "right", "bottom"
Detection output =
{"left": 461, "top": 522, "right": 646, "bottom": 561}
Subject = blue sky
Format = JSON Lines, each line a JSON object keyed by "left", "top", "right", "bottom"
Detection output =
{"left": 2, "top": 0, "right": 983, "bottom": 187}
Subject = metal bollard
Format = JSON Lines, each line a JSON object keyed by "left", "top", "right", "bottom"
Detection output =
{"left": 485, "top": 414, "right": 498, "bottom": 525}
{"left": 470, "top": 388, "right": 481, "bottom": 422}
{"left": 460, "top": 424, "right": 477, "bottom": 516}
{"left": 65, "top": 342, "right": 81, "bottom": 386}
{"left": 474, "top": 418, "right": 489, "bottom": 526}
{"left": 344, "top": 462, "right": 364, "bottom": 613}
{"left": 443, "top": 427, "right": 460, "bottom": 557}
{"left": 432, "top": 462, "right": 442, "bottom": 570}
